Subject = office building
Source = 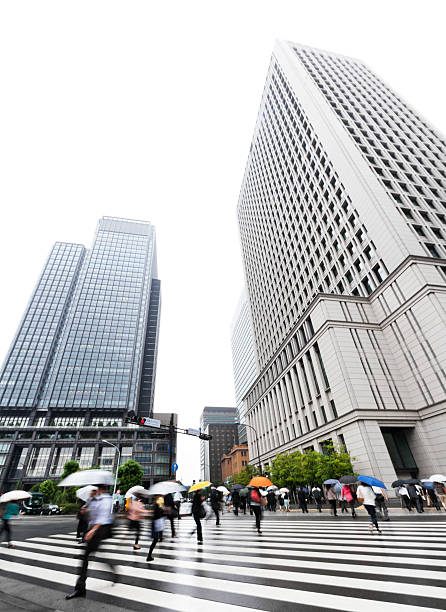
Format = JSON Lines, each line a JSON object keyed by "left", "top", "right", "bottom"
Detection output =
{"left": 221, "top": 444, "right": 250, "bottom": 482}
{"left": 206, "top": 423, "right": 239, "bottom": 483}
{"left": 231, "top": 291, "right": 258, "bottom": 444}
{"left": 0, "top": 217, "right": 175, "bottom": 489}
{"left": 237, "top": 41, "right": 446, "bottom": 485}
{"left": 199, "top": 406, "right": 237, "bottom": 481}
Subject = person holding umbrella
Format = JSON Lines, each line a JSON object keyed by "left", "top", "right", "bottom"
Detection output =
{"left": 297, "top": 487, "right": 308, "bottom": 513}
{"left": 311, "top": 485, "right": 323, "bottom": 512}
{"left": 356, "top": 475, "right": 383, "bottom": 535}
{"left": 248, "top": 476, "right": 272, "bottom": 533}
{"left": 0, "top": 496, "right": 22, "bottom": 547}
{"left": 146, "top": 494, "right": 166, "bottom": 561}
{"left": 75, "top": 486, "right": 98, "bottom": 543}
{"left": 339, "top": 476, "right": 357, "bottom": 518}
{"left": 210, "top": 486, "right": 223, "bottom": 525}
{"left": 189, "top": 481, "right": 209, "bottom": 544}
{"left": 127, "top": 493, "right": 149, "bottom": 549}
{"left": 324, "top": 481, "right": 338, "bottom": 516}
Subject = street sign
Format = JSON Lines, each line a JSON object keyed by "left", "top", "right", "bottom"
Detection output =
{"left": 187, "top": 428, "right": 200, "bottom": 436}
{"left": 172, "top": 463, "right": 178, "bottom": 472}
{"left": 139, "top": 417, "right": 161, "bottom": 428}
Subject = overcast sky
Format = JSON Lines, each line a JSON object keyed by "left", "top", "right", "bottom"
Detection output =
{"left": 0, "top": 0, "right": 445, "bottom": 484}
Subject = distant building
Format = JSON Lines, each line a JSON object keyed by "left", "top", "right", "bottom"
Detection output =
{"left": 206, "top": 423, "right": 239, "bottom": 483}
{"left": 221, "top": 444, "right": 250, "bottom": 482}
{"left": 200, "top": 406, "right": 237, "bottom": 481}
{"left": 231, "top": 291, "right": 258, "bottom": 444}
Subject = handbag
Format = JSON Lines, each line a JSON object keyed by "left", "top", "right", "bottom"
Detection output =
{"left": 260, "top": 496, "right": 267, "bottom": 507}
{"left": 198, "top": 505, "right": 206, "bottom": 519}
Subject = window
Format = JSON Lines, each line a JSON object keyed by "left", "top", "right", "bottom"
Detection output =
{"left": 426, "top": 244, "right": 440, "bottom": 258}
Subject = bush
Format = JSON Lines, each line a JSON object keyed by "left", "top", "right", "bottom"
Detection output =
{"left": 61, "top": 503, "right": 80, "bottom": 515}
{"left": 39, "top": 480, "right": 56, "bottom": 502}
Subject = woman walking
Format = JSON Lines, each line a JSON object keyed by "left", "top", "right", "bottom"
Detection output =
{"left": 341, "top": 484, "right": 357, "bottom": 518}
{"left": 357, "top": 480, "right": 381, "bottom": 534}
{"left": 191, "top": 489, "right": 205, "bottom": 544}
{"left": 146, "top": 495, "right": 166, "bottom": 561}
{"left": 250, "top": 487, "right": 263, "bottom": 534}
{"left": 283, "top": 492, "right": 291, "bottom": 512}
{"left": 0, "top": 501, "right": 20, "bottom": 547}
{"left": 326, "top": 485, "right": 338, "bottom": 516}
{"left": 128, "top": 494, "right": 149, "bottom": 550}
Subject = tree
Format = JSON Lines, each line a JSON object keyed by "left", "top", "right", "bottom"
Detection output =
{"left": 30, "top": 483, "right": 41, "bottom": 492}
{"left": 60, "top": 460, "right": 79, "bottom": 481}
{"left": 315, "top": 443, "right": 355, "bottom": 483}
{"left": 117, "top": 459, "right": 143, "bottom": 494}
{"left": 39, "top": 480, "right": 56, "bottom": 502}
{"left": 229, "top": 464, "right": 259, "bottom": 486}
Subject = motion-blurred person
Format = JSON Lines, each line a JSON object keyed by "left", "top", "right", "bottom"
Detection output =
{"left": 250, "top": 487, "right": 262, "bottom": 534}
{"left": 146, "top": 495, "right": 166, "bottom": 561}
{"left": 283, "top": 492, "right": 291, "bottom": 512}
{"left": 398, "top": 485, "right": 412, "bottom": 511}
{"left": 278, "top": 493, "right": 285, "bottom": 512}
{"left": 312, "top": 486, "right": 323, "bottom": 512}
{"left": 427, "top": 486, "right": 442, "bottom": 510}
{"left": 209, "top": 487, "right": 222, "bottom": 525}
{"left": 232, "top": 489, "right": 241, "bottom": 516}
{"left": 406, "top": 482, "right": 422, "bottom": 513}
{"left": 326, "top": 484, "right": 338, "bottom": 516}
{"left": 240, "top": 493, "right": 247, "bottom": 514}
{"left": 297, "top": 487, "right": 308, "bottom": 513}
{"left": 372, "top": 486, "right": 389, "bottom": 521}
{"left": 163, "top": 492, "right": 177, "bottom": 537}
{"left": 66, "top": 483, "right": 116, "bottom": 599}
{"left": 357, "top": 480, "right": 382, "bottom": 535}
{"left": 340, "top": 484, "right": 357, "bottom": 518}
{"left": 191, "top": 489, "right": 205, "bottom": 544}
{"left": 76, "top": 487, "right": 97, "bottom": 543}
{"left": 174, "top": 491, "right": 182, "bottom": 519}
{"left": 266, "top": 490, "right": 275, "bottom": 512}
{"left": 434, "top": 482, "right": 446, "bottom": 510}
{"left": 0, "top": 500, "right": 20, "bottom": 547}
{"left": 128, "top": 494, "right": 149, "bottom": 549}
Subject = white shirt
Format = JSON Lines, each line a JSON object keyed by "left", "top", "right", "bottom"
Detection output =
{"left": 357, "top": 485, "right": 376, "bottom": 506}
{"left": 88, "top": 493, "right": 113, "bottom": 526}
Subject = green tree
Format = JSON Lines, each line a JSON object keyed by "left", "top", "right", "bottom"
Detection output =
{"left": 315, "top": 443, "right": 355, "bottom": 482}
{"left": 15, "top": 480, "right": 23, "bottom": 490}
{"left": 60, "top": 460, "right": 80, "bottom": 481}
{"left": 29, "top": 483, "right": 42, "bottom": 492}
{"left": 117, "top": 459, "right": 143, "bottom": 494}
{"left": 301, "top": 450, "right": 323, "bottom": 485}
{"left": 39, "top": 480, "right": 56, "bottom": 502}
{"left": 229, "top": 464, "right": 259, "bottom": 486}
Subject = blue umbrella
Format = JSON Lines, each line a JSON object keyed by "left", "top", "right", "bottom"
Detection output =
{"left": 323, "top": 479, "right": 340, "bottom": 485}
{"left": 421, "top": 480, "right": 434, "bottom": 490}
{"left": 357, "top": 475, "right": 387, "bottom": 489}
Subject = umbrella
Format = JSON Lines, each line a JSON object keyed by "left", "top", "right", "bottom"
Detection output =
{"left": 217, "top": 486, "right": 230, "bottom": 495}
{"left": 260, "top": 489, "right": 268, "bottom": 496}
{"left": 267, "top": 485, "right": 278, "bottom": 491}
{"left": 392, "top": 479, "right": 406, "bottom": 488}
{"left": 279, "top": 487, "right": 289, "bottom": 493}
{"left": 231, "top": 484, "right": 244, "bottom": 491}
{"left": 430, "top": 474, "right": 446, "bottom": 482}
{"left": 189, "top": 481, "right": 211, "bottom": 492}
{"left": 421, "top": 481, "right": 434, "bottom": 490}
{"left": 76, "top": 485, "right": 98, "bottom": 502}
{"left": 249, "top": 476, "right": 273, "bottom": 488}
{"left": 323, "top": 479, "right": 340, "bottom": 485}
{"left": 239, "top": 488, "right": 249, "bottom": 497}
{"left": 125, "top": 485, "right": 150, "bottom": 499}
{"left": 357, "top": 475, "right": 387, "bottom": 489}
{"left": 339, "top": 475, "right": 357, "bottom": 484}
{"left": 58, "top": 469, "right": 114, "bottom": 487}
{"left": 0, "top": 490, "right": 31, "bottom": 503}
{"left": 146, "top": 481, "right": 186, "bottom": 496}
{"left": 402, "top": 478, "right": 421, "bottom": 485}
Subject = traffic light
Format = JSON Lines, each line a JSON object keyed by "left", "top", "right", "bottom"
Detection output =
{"left": 199, "top": 433, "right": 212, "bottom": 440}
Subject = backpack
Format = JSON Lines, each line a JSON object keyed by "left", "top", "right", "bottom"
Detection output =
{"left": 250, "top": 489, "right": 261, "bottom": 504}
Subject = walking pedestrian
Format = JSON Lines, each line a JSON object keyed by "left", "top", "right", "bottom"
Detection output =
{"left": 283, "top": 492, "right": 291, "bottom": 512}
{"left": 209, "top": 487, "right": 222, "bottom": 525}
{"left": 250, "top": 486, "right": 262, "bottom": 534}
{"left": 427, "top": 487, "right": 442, "bottom": 510}
{"left": 0, "top": 500, "right": 20, "bottom": 547}
{"left": 399, "top": 485, "right": 412, "bottom": 511}
{"left": 240, "top": 494, "right": 247, "bottom": 515}
{"left": 312, "top": 486, "right": 322, "bottom": 512}
{"left": 415, "top": 484, "right": 426, "bottom": 513}
{"left": 297, "top": 487, "right": 308, "bottom": 513}
{"left": 266, "top": 490, "right": 275, "bottom": 512}
{"left": 326, "top": 484, "right": 338, "bottom": 516}
{"left": 173, "top": 491, "right": 182, "bottom": 519}
{"left": 357, "top": 480, "right": 382, "bottom": 535}
{"left": 191, "top": 489, "right": 205, "bottom": 544}
{"left": 372, "top": 486, "right": 389, "bottom": 521}
{"left": 232, "top": 489, "right": 241, "bottom": 516}
{"left": 146, "top": 495, "right": 166, "bottom": 561}
{"left": 340, "top": 484, "right": 357, "bottom": 518}
{"left": 406, "top": 483, "right": 422, "bottom": 513}
{"left": 278, "top": 493, "right": 285, "bottom": 512}
{"left": 163, "top": 492, "right": 177, "bottom": 537}
{"left": 65, "top": 483, "right": 116, "bottom": 599}
{"left": 127, "top": 494, "right": 149, "bottom": 549}
{"left": 433, "top": 482, "right": 446, "bottom": 510}
{"left": 76, "top": 487, "right": 97, "bottom": 543}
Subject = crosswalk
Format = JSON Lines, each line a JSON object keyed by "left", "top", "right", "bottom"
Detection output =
{"left": 1, "top": 515, "right": 446, "bottom": 611}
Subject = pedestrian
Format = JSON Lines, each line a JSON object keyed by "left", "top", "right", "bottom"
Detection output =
{"left": 427, "top": 486, "right": 442, "bottom": 511}
{"left": 340, "top": 484, "right": 357, "bottom": 518}
{"left": 398, "top": 485, "right": 412, "bottom": 511}
{"left": 65, "top": 483, "right": 116, "bottom": 599}
{"left": 173, "top": 491, "right": 182, "bottom": 519}
{"left": 297, "top": 487, "right": 308, "bottom": 513}
{"left": 209, "top": 487, "right": 222, "bottom": 526}
{"left": 250, "top": 486, "right": 263, "bottom": 534}
{"left": 326, "top": 484, "right": 338, "bottom": 516}
{"left": 312, "top": 486, "right": 322, "bottom": 512}
{"left": 127, "top": 494, "right": 149, "bottom": 549}
{"left": 278, "top": 493, "right": 285, "bottom": 512}
{"left": 76, "top": 487, "right": 97, "bottom": 543}
{"left": 191, "top": 489, "right": 205, "bottom": 544}
{"left": 146, "top": 495, "right": 166, "bottom": 561}
{"left": 232, "top": 489, "right": 241, "bottom": 516}
{"left": 372, "top": 486, "right": 389, "bottom": 521}
{"left": 415, "top": 484, "right": 426, "bottom": 513}
{"left": 406, "top": 483, "right": 422, "bottom": 513}
{"left": 163, "top": 492, "right": 177, "bottom": 537}
{"left": 266, "top": 490, "right": 275, "bottom": 512}
{"left": 357, "top": 480, "right": 382, "bottom": 535}
{"left": 240, "top": 494, "right": 247, "bottom": 515}
{"left": 283, "top": 492, "right": 291, "bottom": 512}
{"left": 433, "top": 482, "right": 446, "bottom": 510}
{"left": 0, "top": 500, "right": 20, "bottom": 547}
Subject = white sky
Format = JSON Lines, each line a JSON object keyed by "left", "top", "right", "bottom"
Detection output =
{"left": 1, "top": 0, "right": 445, "bottom": 484}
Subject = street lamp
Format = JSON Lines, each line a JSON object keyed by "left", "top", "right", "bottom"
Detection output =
{"left": 236, "top": 421, "right": 262, "bottom": 475}
{"left": 103, "top": 439, "right": 121, "bottom": 512}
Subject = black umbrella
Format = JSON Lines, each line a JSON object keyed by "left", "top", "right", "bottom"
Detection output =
{"left": 392, "top": 480, "right": 406, "bottom": 488}
{"left": 402, "top": 478, "right": 421, "bottom": 485}
{"left": 339, "top": 475, "right": 357, "bottom": 484}
{"left": 231, "top": 484, "right": 243, "bottom": 491}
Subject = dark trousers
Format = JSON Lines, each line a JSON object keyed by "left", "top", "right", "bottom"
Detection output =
{"left": 349, "top": 500, "right": 357, "bottom": 517}
{"left": 299, "top": 501, "right": 308, "bottom": 513}
{"left": 402, "top": 495, "right": 412, "bottom": 510}
{"left": 0, "top": 519, "right": 11, "bottom": 542}
{"left": 364, "top": 504, "right": 379, "bottom": 529}
{"left": 329, "top": 499, "right": 337, "bottom": 516}
{"left": 168, "top": 514, "right": 176, "bottom": 537}
{"left": 411, "top": 497, "right": 423, "bottom": 513}
{"left": 211, "top": 503, "right": 220, "bottom": 525}
{"left": 129, "top": 519, "right": 141, "bottom": 545}
{"left": 240, "top": 499, "right": 247, "bottom": 514}
{"left": 340, "top": 499, "right": 348, "bottom": 513}
{"left": 76, "top": 516, "right": 88, "bottom": 540}
{"left": 76, "top": 524, "right": 114, "bottom": 591}
{"left": 314, "top": 498, "right": 322, "bottom": 512}
{"left": 193, "top": 513, "right": 203, "bottom": 541}
{"left": 148, "top": 530, "right": 162, "bottom": 558}
{"left": 233, "top": 503, "right": 239, "bottom": 516}
{"left": 174, "top": 501, "right": 181, "bottom": 519}
{"left": 252, "top": 505, "right": 261, "bottom": 530}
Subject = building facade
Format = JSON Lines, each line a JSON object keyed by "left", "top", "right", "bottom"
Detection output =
{"left": 199, "top": 406, "right": 237, "bottom": 481}
{"left": 237, "top": 41, "right": 446, "bottom": 486}
{"left": 221, "top": 444, "right": 250, "bottom": 482}
{"left": 0, "top": 217, "right": 175, "bottom": 490}
{"left": 231, "top": 291, "right": 258, "bottom": 444}
{"left": 206, "top": 423, "right": 239, "bottom": 484}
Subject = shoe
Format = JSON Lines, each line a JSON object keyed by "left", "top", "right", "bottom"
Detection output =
{"left": 7, "top": 543, "right": 13, "bottom": 548}
{"left": 257, "top": 529, "right": 262, "bottom": 534}
{"left": 368, "top": 524, "right": 374, "bottom": 532}
{"left": 65, "top": 590, "right": 86, "bottom": 600}
{"left": 146, "top": 556, "right": 154, "bottom": 562}
{"left": 377, "top": 529, "right": 382, "bottom": 535}
{"left": 133, "top": 544, "right": 141, "bottom": 550}
{"left": 197, "top": 540, "right": 203, "bottom": 545}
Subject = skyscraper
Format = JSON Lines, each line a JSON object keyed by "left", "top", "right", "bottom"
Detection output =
{"left": 231, "top": 291, "right": 258, "bottom": 444}
{"left": 199, "top": 406, "right": 237, "bottom": 481}
{"left": 237, "top": 41, "right": 446, "bottom": 484}
{"left": 0, "top": 217, "right": 174, "bottom": 489}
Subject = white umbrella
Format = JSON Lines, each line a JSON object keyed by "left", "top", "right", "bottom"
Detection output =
{"left": 267, "top": 485, "right": 278, "bottom": 491}
{"left": 76, "top": 485, "right": 98, "bottom": 502}
{"left": 58, "top": 469, "right": 114, "bottom": 487}
{"left": 146, "top": 481, "right": 187, "bottom": 496}
{"left": 279, "top": 487, "right": 289, "bottom": 493}
{"left": 430, "top": 474, "right": 446, "bottom": 482}
{"left": 0, "top": 490, "right": 31, "bottom": 503}
{"left": 217, "top": 486, "right": 230, "bottom": 495}
{"left": 260, "top": 489, "right": 268, "bottom": 496}
{"left": 125, "top": 485, "right": 150, "bottom": 499}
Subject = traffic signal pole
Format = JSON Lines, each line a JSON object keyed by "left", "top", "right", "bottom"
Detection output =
{"left": 125, "top": 411, "right": 212, "bottom": 441}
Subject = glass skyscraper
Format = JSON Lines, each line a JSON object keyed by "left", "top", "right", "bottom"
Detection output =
{"left": 0, "top": 217, "right": 175, "bottom": 490}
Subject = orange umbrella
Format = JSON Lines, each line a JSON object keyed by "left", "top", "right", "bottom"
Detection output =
{"left": 249, "top": 476, "right": 273, "bottom": 488}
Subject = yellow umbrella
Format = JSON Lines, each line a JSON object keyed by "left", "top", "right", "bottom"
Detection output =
{"left": 189, "top": 481, "right": 211, "bottom": 492}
